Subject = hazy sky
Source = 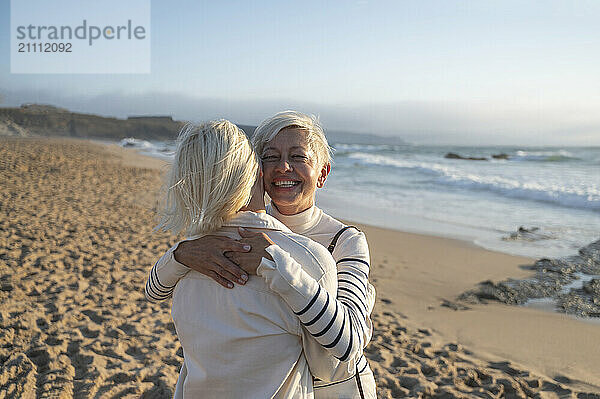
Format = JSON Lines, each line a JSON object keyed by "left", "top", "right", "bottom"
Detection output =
{"left": 1, "top": 0, "right": 600, "bottom": 145}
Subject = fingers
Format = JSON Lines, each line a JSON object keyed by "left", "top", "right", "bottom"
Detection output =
{"left": 224, "top": 252, "right": 261, "bottom": 275}
{"left": 214, "top": 255, "right": 248, "bottom": 284}
{"left": 209, "top": 261, "right": 248, "bottom": 288}
{"left": 239, "top": 232, "right": 275, "bottom": 248}
{"left": 208, "top": 270, "right": 235, "bottom": 289}
{"left": 260, "top": 232, "right": 275, "bottom": 246}
{"left": 175, "top": 235, "right": 251, "bottom": 288}
{"left": 215, "top": 262, "right": 245, "bottom": 286}
{"left": 238, "top": 227, "right": 260, "bottom": 239}
{"left": 222, "top": 234, "right": 252, "bottom": 252}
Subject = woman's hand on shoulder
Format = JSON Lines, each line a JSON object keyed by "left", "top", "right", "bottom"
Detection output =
{"left": 173, "top": 235, "right": 251, "bottom": 289}
{"left": 225, "top": 228, "right": 274, "bottom": 275}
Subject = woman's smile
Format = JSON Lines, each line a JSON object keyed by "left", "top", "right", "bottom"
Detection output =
{"left": 272, "top": 178, "right": 301, "bottom": 189}
{"left": 269, "top": 175, "right": 304, "bottom": 203}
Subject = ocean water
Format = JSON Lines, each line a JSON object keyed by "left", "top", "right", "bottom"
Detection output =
{"left": 120, "top": 137, "right": 600, "bottom": 259}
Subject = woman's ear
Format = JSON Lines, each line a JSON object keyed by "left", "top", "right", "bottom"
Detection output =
{"left": 316, "top": 163, "right": 331, "bottom": 188}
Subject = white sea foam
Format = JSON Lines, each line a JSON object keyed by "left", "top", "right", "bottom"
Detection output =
{"left": 119, "top": 137, "right": 154, "bottom": 149}
{"left": 344, "top": 152, "right": 600, "bottom": 211}
{"left": 513, "top": 150, "right": 579, "bottom": 162}
{"left": 334, "top": 143, "right": 398, "bottom": 151}
{"left": 119, "top": 137, "right": 175, "bottom": 159}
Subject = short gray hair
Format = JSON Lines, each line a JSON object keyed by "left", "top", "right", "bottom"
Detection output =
{"left": 157, "top": 120, "right": 258, "bottom": 236}
{"left": 252, "top": 110, "right": 333, "bottom": 168}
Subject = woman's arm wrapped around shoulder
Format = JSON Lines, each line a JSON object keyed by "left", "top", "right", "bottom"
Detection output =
{"left": 256, "top": 242, "right": 356, "bottom": 380}
{"left": 250, "top": 229, "right": 375, "bottom": 372}
{"left": 144, "top": 235, "right": 253, "bottom": 302}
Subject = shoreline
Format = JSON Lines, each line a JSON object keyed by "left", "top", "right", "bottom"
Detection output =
{"left": 102, "top": 140, "right": 531, "bottom": 258}
{"left": 101, "top": 137, "right": 599, "bottom": 260}
{"left": 107, "top": 138, "right": 596, "bottom": 261}
{"left": 2, "top": 137, "right": 598, "bottom": 398}
{"left": 316, "top": 191, "right": 595, "bottom": 261}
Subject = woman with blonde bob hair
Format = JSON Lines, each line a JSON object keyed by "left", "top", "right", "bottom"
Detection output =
{"left": 149, "top": 119, "right": 344, "bottom": 398}
{"left": 149, "top": 113, "right": 377, "bottom": 398}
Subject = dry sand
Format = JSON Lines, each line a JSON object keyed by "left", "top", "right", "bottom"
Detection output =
{"left": 1, "top": 137, "right": 598, "bottom": 398}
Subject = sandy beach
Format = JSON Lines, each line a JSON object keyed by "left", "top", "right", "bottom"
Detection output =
{"left": 1, "top": 137, "right": 599, "bottom": 398}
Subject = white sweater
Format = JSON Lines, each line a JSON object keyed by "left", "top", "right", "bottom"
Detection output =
{"left": 159, "top": 211, "right": 340, "bottom": 398}
{"left": 146, "top": 206, "right": 377, "bottom": 397}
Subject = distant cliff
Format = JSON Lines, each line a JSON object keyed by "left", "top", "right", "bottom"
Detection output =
{"left": 0, "top": 104, "right": 186, "bottom": 140}
{"left": 0, "top": 104, "right": 406, "bottom": 145}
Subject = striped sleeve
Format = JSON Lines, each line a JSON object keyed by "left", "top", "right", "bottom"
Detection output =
{"left": 332, "top": 229, "right": 375, "bottom": 352}
{"left": 144, "top": 243, "right": 190, "bottom": 303}
{"left": 257, "top": 234, "right": 374, "bottom": 366}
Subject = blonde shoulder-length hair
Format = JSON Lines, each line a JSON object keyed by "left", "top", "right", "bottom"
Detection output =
{"left": 156, "top": 120, "right": 258, "bottom": 236}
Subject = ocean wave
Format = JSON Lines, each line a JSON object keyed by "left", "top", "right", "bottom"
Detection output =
{"left": 332, "top": 143, "right": 405, "bottom": 156}
{"left": 119, "top": 137, "right": 154, "bottom": 149}
{"left": 119, "top": 137, "right": 175, "bottom": 159}
{"left": 344, "top": 152, "right": 600, "bottom": 211}
{"left": 513, "top": 150, "right": 580, "bottom": 162}
{"left": 333, "top": 143, "right": 398, "bottom": 151}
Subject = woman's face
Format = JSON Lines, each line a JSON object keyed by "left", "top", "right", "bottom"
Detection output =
{"left": 261, "top": 128, "right": 329, "bottom": 215}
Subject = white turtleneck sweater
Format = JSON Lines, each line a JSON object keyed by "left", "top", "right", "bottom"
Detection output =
{"left": 146, "top": 205, "right": 377, "bottom": 397}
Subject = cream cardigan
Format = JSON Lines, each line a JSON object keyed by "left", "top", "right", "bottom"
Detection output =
{"left": 150, "top": 211, "right": 340, "bottom": 398}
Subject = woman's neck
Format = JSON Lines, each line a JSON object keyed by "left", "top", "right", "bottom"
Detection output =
{"left": 270, "top": 202, "right": 321, "bottom": 234}
{"left": 272, "top": 201, "right": 313, "bottom": 216}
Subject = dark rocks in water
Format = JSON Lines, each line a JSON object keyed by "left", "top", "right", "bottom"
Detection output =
{"left": 459, "top": 280, "right": 529, "bottom": 305}
{"left": 459, "top": 278, "right": 566, "bottom": 305}
{"left": 558, "top": 283, "right": 600, "bottom": 317}
{"left": 443, "top": 152, "right": 510, "bottom": 161}
{"left": 583, "top": 279, "right": 600, "bottom": 298}
{"left": 457, "top": 238, "right": 600, "bottom": 318}
{"left": 534, "top": 258, "right": 577, "bottom": 275}
{"left": 444, "top": 152, "right": 487, "bottom": 161}
{"left": 502, "top": 226, "right": 555, "bottom": 242}
{"left": 579, "top": 239, "right": 600, "bottom": 264}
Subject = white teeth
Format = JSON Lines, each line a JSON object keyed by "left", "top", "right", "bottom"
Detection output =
{"left": 274, "top": 180, "right": 298, "bottom": 187}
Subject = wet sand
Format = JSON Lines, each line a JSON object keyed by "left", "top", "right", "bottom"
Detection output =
{"left": 1, "top": 137, "right": 598, "bottom": 398}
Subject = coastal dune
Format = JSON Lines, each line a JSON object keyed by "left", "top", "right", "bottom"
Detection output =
{"left": 1, "top": 138, "right": 598, "bottom": 398}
